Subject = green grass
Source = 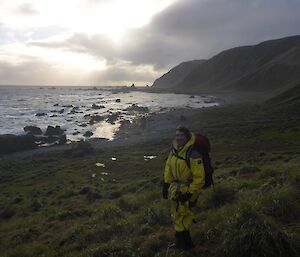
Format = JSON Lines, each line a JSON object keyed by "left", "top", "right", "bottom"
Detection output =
{"left": 0, "top": 102, "right": 300, "bottom": 257}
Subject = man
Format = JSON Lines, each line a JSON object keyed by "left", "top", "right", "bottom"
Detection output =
{"left": 163, "top": 125, "right": 205, "bottom": 250}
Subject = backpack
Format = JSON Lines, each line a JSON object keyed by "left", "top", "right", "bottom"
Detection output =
{"left": 185, "top": 134, "right": 214, "bottom": 189}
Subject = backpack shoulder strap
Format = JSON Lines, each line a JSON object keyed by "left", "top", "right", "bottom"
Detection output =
{"left": 171, "top": 148, "right": 185, "bottom": 160}
{"left": 186, "top": 144, "right": 205, "bottom": 168}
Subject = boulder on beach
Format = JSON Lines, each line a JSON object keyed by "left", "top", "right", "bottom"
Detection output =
{"left": 0, "top": 134, "right": 37, "bottom": 154}
{"left": 84, "top": 131, "right": 93, "bottom": 137}
{"left": 45, "top": 125, "right": 65, "bottom": 136}
{"left": 116, "top": 99, "right": 121, "bottom": 103}
{"left": 24, "top": 126, "right": 43, "bottom": 135}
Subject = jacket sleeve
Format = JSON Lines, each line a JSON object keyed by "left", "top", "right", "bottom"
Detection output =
{"left": 188, "top": 151, "right": 205, "bottom": 201}
{"left": 164, "top": 152, "right": 174, "bottom": 184}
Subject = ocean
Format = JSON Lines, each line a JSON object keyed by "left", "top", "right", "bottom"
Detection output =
{"left": 0, "top": 86, "right": 218, "bottom": 141}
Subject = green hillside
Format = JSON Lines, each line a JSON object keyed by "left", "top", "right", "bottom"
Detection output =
{"left": 152, "top": 35, "right": 300, "bottom": 95}
{"left": 1, "top": 101, "right": 299, "bottom": 257}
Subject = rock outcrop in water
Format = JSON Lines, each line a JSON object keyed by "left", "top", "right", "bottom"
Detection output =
{"left": 125, "top": 104, "right": 149, "bottom": 112}
{"left": 45, "top": 126, "right": 65, "bottom": 136}
{"left": 24, "top": 126, "right": 43, "bottom": 135}
{"left": 0, "top": 125, "right": 68, "bottom": 154}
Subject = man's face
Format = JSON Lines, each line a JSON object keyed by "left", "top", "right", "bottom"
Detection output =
{"left": 175, "top": 130, "right": 187, "bottom": 147}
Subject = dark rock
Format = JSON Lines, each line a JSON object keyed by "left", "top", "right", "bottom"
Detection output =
{"left": 0, "top": 134, "right": 37, "bottom": 154}
{"left": 89, "top": 115, "right": 106, "bottom": 125}
{"left": 45, "top": 125, "right": 64, "bottom": 136}
{"left": 189, "top": 95, "right": 195, "bottom": 98}
{"left": 58, "top": 109, "right": 65, "bottom": 114}
{"left": 36, "top": 112, "right": 47, "bottom": 117}
{"left": 50, "top": 115, "right": 58, "bottom": 118}
{"left": 120, "top": 119, "right": 130, "bottom": 126}
{"left": 59, "top": 135, "right": 67, "bottom": 145}
{"left": 63, "top": 104, "right": 73, "bottom": 108}
{"left": 73, "top": 131, "right": 80, "bottom": 135}
{"left": 92, "top": 104, "right": 105, "bottom": 110}
{"left": 116, "top": 98, "right": 121, "bottom": 103}
{"left": 107, "top": 113, "right": 119, "bottom": 124}
{"left": 84, "top": 131, "right": 93, "bottom": 137}
{"left": 24, "top": 126, "right": 42, "bottom": 135}
{"left": 125, "top": 104, "right": 149, "bottom": 112}
{"left": 78, "top": 123, "right": 88, "bottom": 127}
{"left": 53, "top": 103, "right": 59, "bottom": 107}
{"left": 68, "top": 107, "right": 80, "bottom": 115}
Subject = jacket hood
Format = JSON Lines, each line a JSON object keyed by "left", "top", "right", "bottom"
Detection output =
{"left": 172, "top": 132, "right": 195, "bottom": 158}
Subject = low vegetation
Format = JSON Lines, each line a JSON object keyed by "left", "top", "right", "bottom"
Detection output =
{"left": 0, "top": 102, "right": 299, "bottom": 257}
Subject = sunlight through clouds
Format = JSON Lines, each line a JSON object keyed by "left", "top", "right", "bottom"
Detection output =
{"left": 0, "top": 0, "right": 177, "bottom": 85}
{"left": 0, "top": 0, "right": 299, "bottom": 86}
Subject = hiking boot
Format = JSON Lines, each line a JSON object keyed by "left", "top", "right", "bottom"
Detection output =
{"left": 175, "top": 230, "right": 194, "bottom": 250}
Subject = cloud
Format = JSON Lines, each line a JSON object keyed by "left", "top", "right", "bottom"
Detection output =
{"left": 15, "top": 3, "right": 39, "bottom": 15}
{"left": 122, "top": 0, "right": 300, "bottom": 68}
{"left": 0, "top": 0, "right": 300, "bottom": 85}
{"left": 30, "top": 0, "right": 300, "bottom": 69}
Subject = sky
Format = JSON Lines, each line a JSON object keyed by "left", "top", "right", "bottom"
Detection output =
{"left": 0, "top": 0, "right": 300, "bottom": 86}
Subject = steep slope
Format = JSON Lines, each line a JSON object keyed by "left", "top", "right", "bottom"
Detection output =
{"left": 153, "top": 35, "right": 300, "bottom": 94}
{"left": 266, "top": 83, "right": 300, "bottom": 105}
{"left": 151, "top": 60, "right": 206, "bottom": 89}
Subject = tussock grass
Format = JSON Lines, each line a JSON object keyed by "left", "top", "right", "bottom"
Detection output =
{"left": 1, "top": 102, "right": 300, "bottom": 257}
{"left": 222, "top": 208, "right": 298, "bottom": 257}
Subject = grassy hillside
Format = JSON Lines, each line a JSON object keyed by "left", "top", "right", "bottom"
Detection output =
{"left": 0, "top": 102, "right": 300, "bottom": 257}
{"left": 152, "top": 35, "right": 300, "bottom": 95}
{"left": 266, "top": 84, "right": 300, "bottom": 106}
{"left": 152, "top": 60, "right": 206, "bottom": 89}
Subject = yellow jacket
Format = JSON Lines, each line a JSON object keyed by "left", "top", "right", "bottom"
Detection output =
{"left": 164, "top": 133, "right": 205, "bottom": 202}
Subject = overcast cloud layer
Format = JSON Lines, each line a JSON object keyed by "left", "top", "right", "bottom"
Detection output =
{"left": 0, "top": 0, "right": 300, "bottom": 86}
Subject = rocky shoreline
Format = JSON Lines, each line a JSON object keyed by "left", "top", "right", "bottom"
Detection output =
{"left": 0, "top": 89, "right": 220, "bottom": 156}
{"left": 0, "top": 104, "right": 219, "bottom": 157}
